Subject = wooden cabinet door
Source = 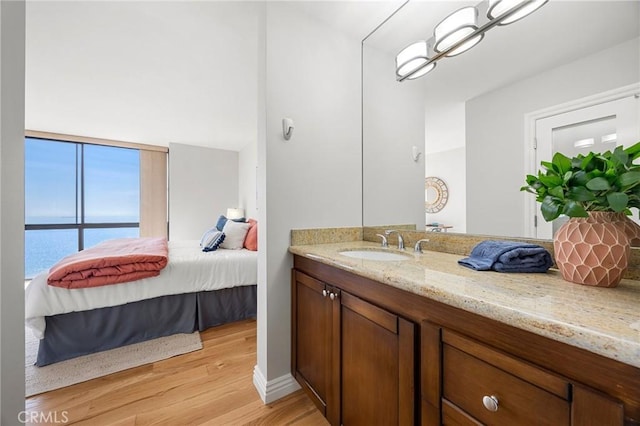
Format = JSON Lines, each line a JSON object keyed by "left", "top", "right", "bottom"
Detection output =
{"left": 421, "top": 321, "right": 442, "bottom": 426}
{"left": 571, "top": 385, "right": 623, "bottom": 426}
{"left": 340, "top": 291, "right": 416, "bottom": 426}
{"left": 292, "top": 271, "right": 335, "bottom": 418}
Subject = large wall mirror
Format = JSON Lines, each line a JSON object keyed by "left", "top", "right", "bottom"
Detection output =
{"left": 363, "top": 0, "right": 640, "bottom": 239}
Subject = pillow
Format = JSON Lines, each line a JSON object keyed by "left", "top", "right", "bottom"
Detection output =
{"left": 216, "top": 214, "right": 247, "bottom": 231}
{"left": 244, "top": 219, "right": 257, "bottom": 251}
{"left": 220, "top": 220, "right": 251, "bottom": 250}
{"left": 215, "top": 215, "right": 227, "bottom": 232}
{"left": 200, "top": 227, "right": 218, "bottom": 248}
{"left": 201, "top": 229, "right": 226, "bottom": 252}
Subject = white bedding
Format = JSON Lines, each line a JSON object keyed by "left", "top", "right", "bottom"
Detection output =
{"left": 25, "top": 240, "right": 258, "bottom": 339}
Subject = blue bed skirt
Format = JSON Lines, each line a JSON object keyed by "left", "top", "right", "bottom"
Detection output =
{"left": 36, "top": 285, "right": 257, "bottom": 366}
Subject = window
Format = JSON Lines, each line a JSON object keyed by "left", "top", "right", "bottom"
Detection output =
{"left": 24, "top": 134, "right": 167, "bottom": 279}
{"left": 25, "top": 130, "right": 168, "bottom": 278}
{"left": 25, "top": 138, "right": 140, "bottom": 278}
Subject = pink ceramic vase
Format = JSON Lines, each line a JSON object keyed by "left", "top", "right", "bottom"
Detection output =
{"left": 553, "top": 212, "right": 630, "bottom": 288}
{"left": 615, "top": 215, "right": 640, "bottom": 247}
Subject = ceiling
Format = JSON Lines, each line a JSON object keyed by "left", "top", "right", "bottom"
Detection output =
{"left": 25, "top": 1, "right": 401, "bottom": 152}
{"left": 26, "top": 1, "right": 262, "bottom": 151}
{"left": 365, "top": 0, "right": 640, "bottom": 103}
{"left": 28, "top": 1, "right": 636, "bottom": 152}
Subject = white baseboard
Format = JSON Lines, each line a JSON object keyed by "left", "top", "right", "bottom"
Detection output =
{"left": 252, "top": 365, "right": 301, "bottom": 404}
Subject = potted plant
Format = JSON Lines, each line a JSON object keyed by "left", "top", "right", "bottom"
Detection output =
{"left": 521, "top": 141, "right": 640, "bottom": 287}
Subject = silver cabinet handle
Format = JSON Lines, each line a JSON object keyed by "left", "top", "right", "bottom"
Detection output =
{"left": 482, "top": 395, "right": 499, "bottom": 412}
{"left": 329, "top": 292, "right": 336, "bottom": 300}
{"left": 322, "top": 289, "right": 328, "bottom": 297}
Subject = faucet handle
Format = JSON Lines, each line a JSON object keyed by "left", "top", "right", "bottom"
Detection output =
{"left": 376, "top": 234, "right": 388, "bottom": 248}
{"left": 414, "top": 239, "right": 430, "bottom": 253}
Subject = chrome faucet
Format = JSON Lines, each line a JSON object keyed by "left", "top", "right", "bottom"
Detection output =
{"left": 384, "top": 230, "right": 405, "bottom": 250}
{"left": 414, "top": 238, "right": 430, "bottom": 253}
{"left": 375, "top": 234, "right": 388, "bottom": 248}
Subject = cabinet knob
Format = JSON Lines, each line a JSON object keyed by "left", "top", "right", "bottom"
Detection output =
{"left": 329, "top": 292, "right": 336, "bottom": 300}
{"left": 482, "top": 395, "right": 499, "bottom": 412}
{"left": 322, "top": 289, "right": 328, "bottom": 297}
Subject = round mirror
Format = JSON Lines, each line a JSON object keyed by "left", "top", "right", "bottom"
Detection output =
{"left": 425, "top": 177, "right": 448, "bottom": 213}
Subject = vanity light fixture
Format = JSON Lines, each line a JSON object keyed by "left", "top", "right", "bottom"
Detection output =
{"left": 434, "top": 7, "right": 484, "bottom": 57}
{"left": 487, "top": 0, "right": 548, "bottom": 25}
{"left": 396, "top": 40, "right": 436, "bottom": 80}
{"left": 395, "top": 0, "right": 548, "bottom": 81}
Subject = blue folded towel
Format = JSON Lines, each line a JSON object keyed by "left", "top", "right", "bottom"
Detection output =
{"left": 458, "top": 240, "right": 553, "bottom": 273}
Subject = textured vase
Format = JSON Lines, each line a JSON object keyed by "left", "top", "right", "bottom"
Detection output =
{"left": 553, "top": 212, "right": 630, "bottom": 288}
{"left": 616, "top": 215, "right": 640, "bottom": 247}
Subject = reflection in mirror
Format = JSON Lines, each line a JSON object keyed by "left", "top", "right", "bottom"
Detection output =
{"left": 426, "top": 188, "right": 437, "bottom": 204}
{"left": 362, "top": 0, "right": 640, "bottom": 238}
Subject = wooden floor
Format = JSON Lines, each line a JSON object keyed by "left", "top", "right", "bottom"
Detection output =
{"left": 26, "top": 320, "right": 328, "bottom": 425}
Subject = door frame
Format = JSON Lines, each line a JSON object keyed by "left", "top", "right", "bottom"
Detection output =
{"left": 523, "top": 83, "right": 640, "bottom": 238}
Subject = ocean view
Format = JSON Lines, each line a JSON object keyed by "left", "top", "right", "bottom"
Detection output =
{"left": 25, "top": 216, "right": 139, "bottom": 278}
{"left": 25, "top": 139, "right": 142, "bottom": 278}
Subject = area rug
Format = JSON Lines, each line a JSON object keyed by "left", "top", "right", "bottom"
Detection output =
{"left": 25, "top": 328, "right": 202, "bottom": 397}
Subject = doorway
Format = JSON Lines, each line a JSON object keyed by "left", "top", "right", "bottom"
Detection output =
{"left": 524, "top": 84, "right": 640, "bottom": 239}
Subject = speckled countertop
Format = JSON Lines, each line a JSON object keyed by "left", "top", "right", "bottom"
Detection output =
{"left": 289, "top": 241, "right": 640, "bottom": 368}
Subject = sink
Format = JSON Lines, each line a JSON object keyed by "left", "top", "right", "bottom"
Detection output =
{"left": 338, "top": 249, "right": 411, "bottom": 261}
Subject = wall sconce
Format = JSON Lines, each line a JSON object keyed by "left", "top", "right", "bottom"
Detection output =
{"left": 395, "top": 0, "right": 548, "bottom": 81}
{"left": 412, "top": 145, "right": 422, "bottom": 162}
{"left": 282, "top": 118, "right": 294, "bottom": 141}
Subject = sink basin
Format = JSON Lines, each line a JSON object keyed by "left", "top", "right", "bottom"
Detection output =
{"left": 338, "top": 249, "right": 411, "bottom": 261}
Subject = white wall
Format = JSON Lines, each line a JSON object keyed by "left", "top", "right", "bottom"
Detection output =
{"left": 25, "top": 1, "right": 260, "bottom": 152}
{"left": 425, "top": 102, "right": 466, "bottom": 232}
{"left": 0, "top": 0, "right": 26, "bottom": 420}
{"left": 168, "top": 143, "right": 239, "bottom": 240}
{"left": 466, "top": 37, "right": 640, "bottom": 237}
{"left": 362, "top": 44, "right": 425, "bottom": 228}
{"left": 254, "top": 2, "right": 362, "bottom": 403}
{"left": 239, "top": 142, "right": 257, "bottom": 220}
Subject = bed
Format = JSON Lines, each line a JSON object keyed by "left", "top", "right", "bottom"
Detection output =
{"left": 25, "top": 240, "right": 258, "bottom": 366}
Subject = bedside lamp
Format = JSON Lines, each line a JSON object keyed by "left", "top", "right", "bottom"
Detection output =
{"left": 226, "top": 208, "right": 245, "bottom": 220}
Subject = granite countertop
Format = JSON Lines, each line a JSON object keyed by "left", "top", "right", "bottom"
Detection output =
{"left": 289, "top": 241, "right": 640, "bottom": 368}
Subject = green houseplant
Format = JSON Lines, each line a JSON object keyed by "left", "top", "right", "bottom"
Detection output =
{"left": 521, "top": 142, "right": 640, "bottom": 220}
{"left": 521, "top": 141, "right": 640, "bottom": 288}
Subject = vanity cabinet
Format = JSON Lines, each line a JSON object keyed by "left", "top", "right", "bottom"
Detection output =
{"left": 292, "top": 255, "right": 639, "bottom": 426}
{"left": 292, "top": 270, "right": 337, "bottom": 422}
{"left": 292, "top": 270, "right": 416, "bottom": 426}
{"left": 422, "top": 322, "right": 624, "bottom": 426}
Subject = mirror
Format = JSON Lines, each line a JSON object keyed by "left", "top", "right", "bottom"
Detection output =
{"left": 362, "top": 0, "right": 640, "bottom": 238}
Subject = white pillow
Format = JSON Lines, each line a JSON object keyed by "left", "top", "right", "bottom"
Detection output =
{"left": 220, "top": 220, "right": 251, "bottom": 250}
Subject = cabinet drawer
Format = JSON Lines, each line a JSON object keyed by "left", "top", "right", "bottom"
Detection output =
{"left": 442, "top": 331, "right": 570, "bottom": 425}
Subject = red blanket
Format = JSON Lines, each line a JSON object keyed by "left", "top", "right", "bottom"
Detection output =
{"left": 48, "top": 237, "right": 169, "bottom": 289}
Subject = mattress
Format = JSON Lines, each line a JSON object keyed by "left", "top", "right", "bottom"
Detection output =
{"left": 25, "top": 240, "right": 258, "bottom": 339}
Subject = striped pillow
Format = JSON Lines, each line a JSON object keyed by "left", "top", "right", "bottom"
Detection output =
{"left": 200, "top": 228, "right": 226, "bottom": 252}
{"left": 199, "top": 227, "right": 216, "bottom": 247}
